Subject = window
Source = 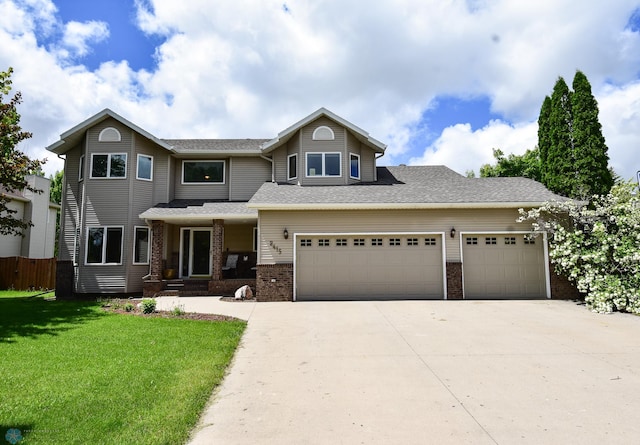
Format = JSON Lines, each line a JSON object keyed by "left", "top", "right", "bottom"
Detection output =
{"left": 86, "top": 226, "right": 123, "bottom": 264}
{"left": 390, "top": 238, "right": 401, "bottom": 246}
{"left": 425, "top": 238, "right": 437, "bottom": 246}
{"left": 91, "top": 153, "right": 127, "bottom": 178}
{"left": 300, "top": 239, "right": 312, "bottom": 247}
{"left": 505, "top": 237, "right": 516, "bottom": 245}
{"left": 371, "top": 238, "right": 383, "bottom": 246}
{"left": 466, "top": 237, "right": 478, "bottom": 245}
{"left": 287, "top": 154, "right": 298, "bottom": 180}
{"left": 349, "top": 153, "right": 360, "bottom": 179}
{"left": 79, "top": 155, "right": 85, "bottom": 181}
{"left": 137, "top": 154, "right": 153, "bottom": 181}
{"left": 524, "top": 235, "right": 536, "bottom": 245}
{"left": 306, "top": 153, "right": 341, "bottom": 177}
{"left": 407, "top": 238, "right": 419, "bottom": 246}
{"left": 485, "top": 237, "right": 497, "bottom": 245}
{"left": 312, "top": 126, "right": 335, "bottom": 140}
{"left": 98, "top": 127, "right": 121, "bottom": 142}
{"left": 253, "top": 227, "right": 258, "bottom": 252}
{"left": 182, "top": 161, "right": 225, "bottom": 184}
{"left": 133, "top": 227, "right": 150, "bottom": 264}
{"left": 319, "top": 239, "right": 330, "bottom": 247}
{"left": 353, "top": 239, "right": 365, "bottom": 246}
{"left": 336, "top": 239, "right": 348, "bottom": 246}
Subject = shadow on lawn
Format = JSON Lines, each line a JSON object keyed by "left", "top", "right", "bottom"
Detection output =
{"left": 0, "top": 297, "right": 104, "bottom": 344}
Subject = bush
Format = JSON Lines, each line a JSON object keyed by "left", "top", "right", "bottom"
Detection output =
{"left": 124, "top": 303, "right": 135, "bottom": 312}
{"left": 170, "top": 305, "right": 185, "bottom": 316}
{"left": 141, "top": 299, "right": 156, "bottom": 314}
{"left": 519, "top": 181, "right": 640, "bottom": 314}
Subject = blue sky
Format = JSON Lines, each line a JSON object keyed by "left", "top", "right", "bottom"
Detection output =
{"left": 1, "top": 0, "right": 640, "bottom": 181}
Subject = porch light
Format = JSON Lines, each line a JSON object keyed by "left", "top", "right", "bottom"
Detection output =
{"left": 450, "top": 227, "right": 456, "bottom": 238}
{"left": 283, "top": 228, "right": 289, "bottom": 239}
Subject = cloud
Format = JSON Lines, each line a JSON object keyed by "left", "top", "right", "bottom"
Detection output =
{"left": 58, "top": 20, "right": 109, "bottom": 58}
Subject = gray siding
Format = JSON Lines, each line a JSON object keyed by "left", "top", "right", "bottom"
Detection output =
{"left": 300, "top": 116, "right": 347, "bottom": 186}
{"left": 229, "top": 157, "right": 272, "bottom": 201}
{"left": 60, "top": 144, "right": 82, "bottom": 262}
{"left": 173, "top": 159, "right": 230, "bottom": 200}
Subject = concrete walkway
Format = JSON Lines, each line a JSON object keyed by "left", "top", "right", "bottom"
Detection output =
{"left": 157, "top": 298, "right": 640, "bottom": 444}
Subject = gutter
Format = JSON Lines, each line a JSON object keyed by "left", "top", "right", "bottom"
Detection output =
{"left": 246, "top": 201, "right": 551, "bottom": 211}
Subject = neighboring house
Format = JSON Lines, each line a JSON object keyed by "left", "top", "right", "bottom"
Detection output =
{"left": 0, "top": 175, "right": 59, "bottom": 259}
{"left": 47, "top": 108, "right": 575, "bottom": 301}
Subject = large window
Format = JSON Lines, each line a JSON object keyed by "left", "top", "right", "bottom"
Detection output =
{"left": 86, "top": 226, "right": 123, "bottom": 265}
{"left": 287, "top": 153, "right": 298, "bottom": 180}
{"left": 306, "top": 152, "right": 341, "bottom": 177}
{"left": 182, "top": 161, "right": 225, "bottom": 184}
{"left": 91, "top": 153, "right": 127, "bottom": 179}
{"left": 133, "top": 227, "right": 150, "bottom": 264}
{"left": 349, "top": 153, "right": 360, "bottom": 179}
{"left": 136, "top": 154, "right": 153, "bottom": 181}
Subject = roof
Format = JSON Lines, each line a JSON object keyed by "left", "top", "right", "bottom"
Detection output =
{"left": 139, "top": 200, "right": 257, "bottom": 223}
{"left": 260, "top": 107, "right": 387, "bottom": 154}
{"left": 163, "top": 139, "right": 269, "bottom": 155}
{"left": 247, "top": 166, "right": 568, "bottom": 210}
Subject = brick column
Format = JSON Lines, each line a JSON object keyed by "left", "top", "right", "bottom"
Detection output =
{"left": 446, "top": 262, "right": 463, "bottom": 299}
{"left": 150, "top": 220, "right": 164, "bottom": 280}
{"left": 212, "top": 219, "right": 224, "bottom": 280}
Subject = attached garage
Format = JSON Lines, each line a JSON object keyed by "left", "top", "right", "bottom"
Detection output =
{"left": 295, "top": 233, "right": 445, "bottom": 300}
{"left": 462, "top": 233, "right": 549, "bottom": 299}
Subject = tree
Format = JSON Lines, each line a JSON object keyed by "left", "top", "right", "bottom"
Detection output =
{"left": 545, "top": 76, "right": 574, "bottom": 197}
{"left": 571, "top": 71, "right": 613, "bottom": 197}
{"left": 479, "top": 147, "right": 542, "bottom": 182}
{"left": 537, "top": 96, "right": 551, "bottom": 185}
{"left": 519, "top": 181, "right": 640, "bottom": 314}
{"left": 0, "top": 67, "right": 44, "bottom": 236}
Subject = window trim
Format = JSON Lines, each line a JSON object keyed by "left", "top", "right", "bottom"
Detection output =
{"left": 85, "top": 226, "right": 124, "bottom": 266}
{"left": 78, "top": 154, "right": 85, "bottom": 181}
{"left": 312, "top": 125, "right": 335, "bottom": 140}
{"left": 287, "top": 153, "right": 298, "bottom": 181}
{"left": 349, "top": 153, "right": 360, "bottom": 180}
{"left": 132, "top": 226, "right": 151, "bottom": 265}
{"left": 90, "top": 153, "right": 128, "bottom": 179}
{"left": 98, "top": 127, "right": 121, "bottom": 142}
{"left": 136, "top": 154, "right": 154, "bottom": 182}
{"left": 305, "top": 152, "right": 342, "bottom": 178}
{"left": 181, "top": 160, "right": 226, "bottom": 185}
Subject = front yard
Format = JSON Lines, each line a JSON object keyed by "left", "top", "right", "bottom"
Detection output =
{"left": 0, "top": 291, "right": 246, "bottom": 444}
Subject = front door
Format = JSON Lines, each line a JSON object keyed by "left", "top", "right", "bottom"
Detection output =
{"left": 180, "top": 228, "right": 212, "bottom": 277}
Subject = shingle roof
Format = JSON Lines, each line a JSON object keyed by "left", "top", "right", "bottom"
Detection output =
{"left": 247, "top": 166, "right": 568, "bottom": 209}
{"left": 139, "top": 200, "right": 257, "bottom": 222}
{"left": 162, "top": 139, "right": 269, "bottom": 153}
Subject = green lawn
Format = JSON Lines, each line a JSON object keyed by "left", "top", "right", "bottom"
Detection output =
{"left": 0, "top": 291, "right": 246, "bottom": 444}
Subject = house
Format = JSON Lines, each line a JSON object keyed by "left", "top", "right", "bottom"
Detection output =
{"left": 46, "top": 108, "right": 576, "bottom": 301}
{"left": 0, "top": 175, "right": 59, "bottom": 259}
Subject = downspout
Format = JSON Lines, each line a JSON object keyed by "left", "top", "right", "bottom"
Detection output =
{"left": 260, "top": 155, "right": 274, "bottom": 182}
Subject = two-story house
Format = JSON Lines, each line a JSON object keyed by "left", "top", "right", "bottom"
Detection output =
{"left": 47, "top": 108, "right": 576, "bottom": 301}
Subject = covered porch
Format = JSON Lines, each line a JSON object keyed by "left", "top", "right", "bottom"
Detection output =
{"left": 139, "top": 201, "right": 258, "bottom": 297}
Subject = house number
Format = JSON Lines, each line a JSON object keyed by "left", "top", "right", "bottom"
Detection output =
{"left": 269, "top": 240, "right": 282, "bottom": 255}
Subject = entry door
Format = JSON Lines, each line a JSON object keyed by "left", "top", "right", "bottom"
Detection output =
{"left": 181, "top": 228, "right": 212, "bottom": 277}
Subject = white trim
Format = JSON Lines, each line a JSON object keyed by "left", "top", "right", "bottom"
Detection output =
{"left": 312, "top": 125, "right": 335, "bottom": 140}
{"left": 349, "top": 153, "right": 360, "bottom": 180}
{"left": 84, "top": 225, "right": 124, "bottom": 266}
{"left": 181, "top": 160, "right": 226, "bottom": 185}
{"left": 287, "top": 153, "right": 298, "bottom": 181}
{"left": 292, "top": 231, "right": 447, "bottom": 302}
{"left": 179, "top": 227, "right": 213, "bottom": 278}
{"left": 132, "top": 226, "right": 151, "bottom": 265}
{"left": 98, "top": 127, "right": 121, "bottom": 142}
{"left": 459, "top": 231, "right": 550, "bottom": 299}
{"left": 136, "top": 154, "right": 154, "bottom": 181}
{"left": 248, "top": 201, "right": 554, "bottom": 210}
{"left": 305, "top": 152, "right": 342, "bottom": 178}
{"left": 89, "top": 153, "right": 128, "bottom": 179}
{"left": 78, "top": 154, "right": 85, "bottom": 181}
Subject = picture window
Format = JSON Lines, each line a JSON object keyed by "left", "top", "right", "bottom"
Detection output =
{"left": 86, "top": 226, "right": 123, "bottom": 265}
{"left": 306, "top": 153, "right": 341, "bottom": 177}
{"left": 91, "top": 153, "right": 127, "bottom": 179}
{"left": 182, "top": 161, "right": 225, "bottom": 183}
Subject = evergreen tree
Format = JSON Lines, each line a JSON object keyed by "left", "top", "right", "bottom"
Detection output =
{"left": 571, "top": 70, "right": 613, "bottom": 197}
{"left": 545, "top": 76, "right": 574, "bottom": 197}
{"left": 537, "top": 95, "right": 551, "bottom": 184}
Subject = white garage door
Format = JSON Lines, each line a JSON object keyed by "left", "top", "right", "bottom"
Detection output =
{"left": 295, "top": 234, "right": 445, "bottom": 300}
{"left": 462, "top": 234, "right": 547, "bottom": 299}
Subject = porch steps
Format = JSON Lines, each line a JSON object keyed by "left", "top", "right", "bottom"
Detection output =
{"left": 158, "top": 279, "right": 211, "bottom": 297}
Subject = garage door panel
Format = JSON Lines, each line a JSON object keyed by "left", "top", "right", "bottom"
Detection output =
{"left": 296, "top": 235, "right": 444, "bottom": 300}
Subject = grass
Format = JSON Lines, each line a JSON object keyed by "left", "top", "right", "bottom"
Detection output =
{"left": 0, "top": 290, "right": 246, "bottom": 444}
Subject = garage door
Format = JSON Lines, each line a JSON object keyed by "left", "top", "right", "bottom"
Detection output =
{"left": 462, "top": 234, "right": 547, "bottom": 299}
{"left": 295, "top": 234, "right": 444, "bottom": 300}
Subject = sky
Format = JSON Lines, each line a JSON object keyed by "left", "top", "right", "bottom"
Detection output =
{"left": 1, "top": 0, "right": 640, "bottom": 181}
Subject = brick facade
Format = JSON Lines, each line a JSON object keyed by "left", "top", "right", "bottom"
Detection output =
{"left": 55, "top": 260, "right": 75, "bottom": 300}
{"left": 446, "top": 262, "right": 463, "bottom": 300}
{"left": 150, "top": 220, "right": 164, "bottom": 280}
{"left": 256, "top": 263, "right": 293, "bottom": 301}
{"left": 209, "top": 279, "right": 256, "bottom": 296}
{"left": 549, "top": 265, "right": 581, "bottom": 300}
{"left": 212, "top": 219, "right": 224, "bottom": 280}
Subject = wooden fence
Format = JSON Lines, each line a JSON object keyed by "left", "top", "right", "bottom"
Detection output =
{"left": 0, "top": 256, "right": 56, "bottom": 290}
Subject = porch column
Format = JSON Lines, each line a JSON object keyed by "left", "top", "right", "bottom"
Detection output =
{"left": 150, "top": 220, "right": 165, "bottom": 280}
{"left": 212, "top": 219, "right": 224, "bottom": 280}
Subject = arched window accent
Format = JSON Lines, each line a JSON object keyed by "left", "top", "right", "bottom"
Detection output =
{"left": 312, "top": 126, "right": 335, "bottom": 140}
{"left": 98, "top": 127, "right": 121, "bottom": 142}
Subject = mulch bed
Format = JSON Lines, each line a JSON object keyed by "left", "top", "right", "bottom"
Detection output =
{"left": 101, "top": 299, "right": 240, "bottom": 322}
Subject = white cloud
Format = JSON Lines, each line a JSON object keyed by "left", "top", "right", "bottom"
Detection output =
{"left": 59, "top": 20, "right": 109, "bottom": 58}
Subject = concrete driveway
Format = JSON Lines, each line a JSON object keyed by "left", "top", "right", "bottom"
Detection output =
{"left": 157, "top": 298, "right": 640, "bottom": 444}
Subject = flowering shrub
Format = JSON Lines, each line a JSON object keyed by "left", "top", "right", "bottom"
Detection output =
{"left": 519, "top": 181, "right": 640, "bottom": 314}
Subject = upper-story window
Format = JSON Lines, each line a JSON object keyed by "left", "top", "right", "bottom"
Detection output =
{"left": 349, "top": 153, "right": 360, "bottom": 179}
{"left": 136, "top": 154, "right": 153, "bottom": 181}
{"left": 312, "top": 126, "right": 335, "bottom": 140}
{"left": 78, "top": 154, "right": 85, "bottom": 181}
{"left": 306, "top": 152, "right": 341, "bottom": 177}
{"left": 98, "top": 127, "right": 121, "bottom": 142}
{"left": 287, "top": 153, "right": 298, "bottom": 180}
{"left": 91, "top": 153, "right": 127, "bottom": 179}
{"left": 182, "top": 160, "right": 225, "bottom": 184}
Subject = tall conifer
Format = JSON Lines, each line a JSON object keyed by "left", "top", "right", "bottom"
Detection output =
{"left": 545, "top": 77, "right": 574, "bottom": 197}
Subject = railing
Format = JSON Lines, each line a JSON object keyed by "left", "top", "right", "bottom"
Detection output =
{"left": 0, "top": 257, "right": 56, "bottom": 290}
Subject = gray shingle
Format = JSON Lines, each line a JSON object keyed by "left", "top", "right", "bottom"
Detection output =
{"left": 162, "top": 139, "right": 270, "bottom": 152}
